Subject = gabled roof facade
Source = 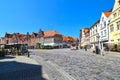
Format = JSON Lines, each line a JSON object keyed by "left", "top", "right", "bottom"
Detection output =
{"left": 44, "top": 30, "right": 59, "bottom": 38}
{"left": 90, "top": 20, "right": 100, "bottom": 29}
{"left": 104, "top": 12, "right": 111, "bottom": 18}
{"left": 5, "top": 33, "right": 13, "bottom": 38}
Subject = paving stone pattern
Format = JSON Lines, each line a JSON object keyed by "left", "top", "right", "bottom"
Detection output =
{"left": 30, "top": 55, "right": 76, "bottom": 80}
{"left": 30, "top": 49, "right": 120, "bottom": 80}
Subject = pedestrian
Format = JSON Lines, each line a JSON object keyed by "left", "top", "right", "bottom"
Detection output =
{"left": 95, "top": 46, "right": 99, "bottom": 54}
{"left": 84, "top": 46, "right": 87, "bottom": 51}
{"left": 27, "top": 51, "right": 30, "bottom": 57}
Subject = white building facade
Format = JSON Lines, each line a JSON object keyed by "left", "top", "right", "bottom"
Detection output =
{"left": 99, "top": 12, "right": 111, "bottom": 50}
{"left": 90, "top": 20, "right": 100, "bottom": 49}
{"left": 81, "top": 29, "right": 86, "bottom": 48}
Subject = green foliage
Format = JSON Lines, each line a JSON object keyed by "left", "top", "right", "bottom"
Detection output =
{"left": 17, "top": 49, "right": 22, "bottom": 55}
{"left": 36, "top": 43, "right": 41, "bottom": 49}
{"left": 11, "top": 48, "right": 17, "bottom": 53}
{"left": 11, "top": 48, "right": 22, "bottom": 55}
{"left": 44, "top": 45, "right": 53, "bottom": 49}
{"left": 0, "top": 48, "right": 6, "bottom": 57}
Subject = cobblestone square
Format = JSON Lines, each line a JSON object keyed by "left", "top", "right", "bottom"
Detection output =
{"left": 30, "top": 49, "right": 120, "bottom": 80}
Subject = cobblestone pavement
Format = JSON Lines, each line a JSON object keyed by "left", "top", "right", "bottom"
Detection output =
{"left": 30, "top": 49, "right": 120, "bottom": 80}
{"left": 0, "top": 55, "right": 48, "bottom": 80}
{"left": 30, "top": 55, "right": 76, "bottom": 80}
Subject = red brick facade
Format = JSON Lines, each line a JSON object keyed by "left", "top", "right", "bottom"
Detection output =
{"left": 2, "top": 30, "right": 78, "bottom": 48}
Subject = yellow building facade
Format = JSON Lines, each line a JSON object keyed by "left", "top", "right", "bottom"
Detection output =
{"left": 109, "top": 0, "right": 120, "bottom": 49}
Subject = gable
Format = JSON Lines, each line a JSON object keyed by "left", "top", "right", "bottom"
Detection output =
{"left": 104, "top": 12, "right": 111, "bottom": 18}
{"left": 44, "top": 30, "right": 59, "bottom": 38}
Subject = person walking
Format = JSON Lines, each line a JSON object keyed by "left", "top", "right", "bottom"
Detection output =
{"left": 95, "top": 46, "right": 99, "bottom": 54}
{"left": 84, "top": 46, "right": 87, "bottom": 51}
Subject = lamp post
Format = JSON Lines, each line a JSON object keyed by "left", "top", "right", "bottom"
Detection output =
{"left": 96, "top": 33, "right": 103, "bottom": 55}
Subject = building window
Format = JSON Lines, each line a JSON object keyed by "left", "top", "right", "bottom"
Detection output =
{"left": 93, "top": 31, "right": 94, "bottom": 35}
{"left": 96, "top": 25, "right": 97, "bottom": 28}
{"left": 102, "top": 17, "right": 104, "bottom": 22}
{"left": 118, "top": 39, "right": 120, "bottom": 41}
{"left": 116, "top": 21, "right": 120, "bottom": 30}
{"left": 113, "top": 13, "right": 117, "bottom": 18}
{"left": 104, "top": 30, "right": 106, "bottom": 36}
{"left": 118, "top": 10, "right": 120, "bottom": 16}
{"left": 104, "top": 22, "right": 106, "bottom": 27}
{"left": 111, "top": 40, "right": 114, "bottom": 42}
{"left": 110, "top": 24, "right": 114, "bottom": 32}
{"left": 94, "top": 37, "right": 95, "bottom": 42}
{"left": 100, "top": 24, "right": 102, "bottom": 29}
{"left": 101, "top": 31, "right": 103, "bottom": 37}
{"left": 0, "top": 39, "right": 1, "bottom": 43}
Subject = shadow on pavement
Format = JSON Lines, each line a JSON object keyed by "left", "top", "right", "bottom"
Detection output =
{"left": 0, "top": 61, "right": 47, "bottom": 80}
{"left": 0, "top": 55, "right": 15, "bottom": 60}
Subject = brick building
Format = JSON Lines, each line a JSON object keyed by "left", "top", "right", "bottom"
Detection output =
{"left": 2, "top": 29, "right": 78, "bottom": 48}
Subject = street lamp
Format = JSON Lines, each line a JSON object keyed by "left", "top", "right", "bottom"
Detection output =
{"left": 96, "top": 33, "right": 103, "bottom": 55}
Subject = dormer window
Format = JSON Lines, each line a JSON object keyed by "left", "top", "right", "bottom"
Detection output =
{"left": 118, "top": 0, "right": 120, "bottom": 5}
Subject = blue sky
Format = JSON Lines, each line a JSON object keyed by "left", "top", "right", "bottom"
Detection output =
{"left": 0, "top": 0, "right": 114, "bottom": 38}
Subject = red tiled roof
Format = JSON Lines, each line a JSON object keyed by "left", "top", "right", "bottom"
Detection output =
{"left": 44, "top": 30, "right": 59, "bottom": 37}
{"left": 73, "top": 38, "right": 78, "bottom": 42}
{"left": 62, "top": 36, "right": 68, "bottom": 42}
{"left": 62, "top": 36, "right": 78, "bottom": 43}
{"left": 5, "top": 33, "right": 28, "bottom": 40}
{"left": 67, "top": 37, "right": 73, "bottom": 41}
{"left": 84, "top": 28, "right": 89, "bottom": 34}
{"left": 104, "top": 12, "right": 111, "bottom": 18}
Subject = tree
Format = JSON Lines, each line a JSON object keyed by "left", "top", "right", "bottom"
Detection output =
{"left": 36, "top": 42, "right": 41, "bottom": 49}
